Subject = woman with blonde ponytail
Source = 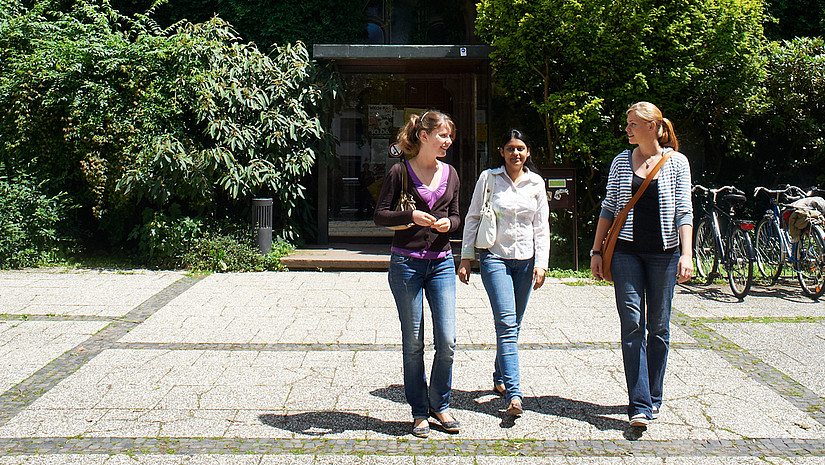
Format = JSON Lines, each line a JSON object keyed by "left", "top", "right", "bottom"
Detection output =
{"left": 590, "top": 102, "right": 693, "bottom": 431}
{"left": 374, "top": 110, "right": 462, "bottom": 437}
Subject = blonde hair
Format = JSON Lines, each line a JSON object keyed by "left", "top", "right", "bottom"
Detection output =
{"left": 627, "top": 102, "right": 679, "bottom": 151}
{"left": 396, "top": 110, "right": 456, "bottom": 156}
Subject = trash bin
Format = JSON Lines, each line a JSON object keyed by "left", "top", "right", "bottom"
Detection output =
{"left": 252, "top": 198, "right": 273, "bottom": 254}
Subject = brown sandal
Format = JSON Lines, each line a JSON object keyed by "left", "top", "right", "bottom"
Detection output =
{"left": 505, "top": 397, "right": 523, "bottom": 416}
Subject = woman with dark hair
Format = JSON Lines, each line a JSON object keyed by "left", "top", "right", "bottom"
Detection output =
{"left": 374, "top": 110, "right": 462, "bottom": 437}
{"left": 590, "top": 102, "right": 693, "bottom": 428}
{"left": 458, "top": 129, "right": 550, "bottom": 417}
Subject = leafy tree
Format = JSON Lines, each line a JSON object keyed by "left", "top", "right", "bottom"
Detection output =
{"left": 744, "top": 37, "right": 825, "bottom": 187}
{"left": 0, "top": 0, "right": 329, "bottom": 243}
{"left": 476, "top": 0, "right": 766, "bottom": 211}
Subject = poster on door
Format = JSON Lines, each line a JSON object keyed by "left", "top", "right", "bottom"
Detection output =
{"left": 368, "top": 105, "right": 393, "bottom": 137}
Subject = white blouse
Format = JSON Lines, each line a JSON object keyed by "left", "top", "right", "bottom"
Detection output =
{"left": 461, "top": 167, "right": 550, "bottom": 269}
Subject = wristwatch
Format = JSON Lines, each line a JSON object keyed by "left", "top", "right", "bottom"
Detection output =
{"left": 589, "top": 249, "right": 602, "bottom": 257}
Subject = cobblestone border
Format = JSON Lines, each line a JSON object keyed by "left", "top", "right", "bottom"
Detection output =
{"left": 111, "top": 341, "right": 702, "bottom": 351}
{"left": 0, "top": 275, "right": 204, "bottom": 428}
{"left": 0, "top": 437, "right": 824, "bottom": 457}
{"left": 671, "top": 311, "right": 825, "bottom": 426}
{"left": 0, "top": 314, "right": 113, "bottom": 322}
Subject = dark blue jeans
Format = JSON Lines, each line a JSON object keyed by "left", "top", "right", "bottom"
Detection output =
{"left": 611, "top": 249, "right": 679, "bottom": 420}
{"left": 479, "top": 251, "right": 534, "bottom": 402}
{"left": 388, "top": 252, "right": 457, "bottom": 419}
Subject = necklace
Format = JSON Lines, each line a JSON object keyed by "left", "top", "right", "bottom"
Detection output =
{"left": 641, "top": 150, "right": 662, "bottom": 169}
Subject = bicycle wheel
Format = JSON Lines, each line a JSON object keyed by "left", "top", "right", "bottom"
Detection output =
{"left": 795, "top": 223, "right": 825, "bottom": 300}
{"left": 754, "top": 216, "right": 784, "bottom": 284}
{"left": 694, "top": 217, "right": 718, "bottom": 282}
{"left": 727, "top": 228, "right": 754, "bottom": 299}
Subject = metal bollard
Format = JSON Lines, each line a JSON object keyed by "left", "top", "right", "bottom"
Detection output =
{"left": 252, "top": 198, "right": 273, "bottom": 254}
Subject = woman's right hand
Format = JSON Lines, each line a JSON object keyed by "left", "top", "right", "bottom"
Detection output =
{"left": 458, "top": 259, "right": 472, "bottom": 284}
{"left": 590, "top": 255, "right": 604, "bottom": 281}
{"left": 412, "top": 210, "right": 437, "bottom": 227}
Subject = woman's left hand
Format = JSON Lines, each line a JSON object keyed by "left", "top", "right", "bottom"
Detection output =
{"left": 677, "top": 255, "right": 693, "bottom": 283}
{"left": 431, "top": 217, "right": 451, "bottom": 233}
{"left": 533, "top": 267, "right": 546, "bottom": 290}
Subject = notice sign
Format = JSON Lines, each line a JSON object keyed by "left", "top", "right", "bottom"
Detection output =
{"left": 539, "top": 168, "right": 576, "bottom": 210}
{"left": 369, "top": 104, "right": 393, "bottom": 137}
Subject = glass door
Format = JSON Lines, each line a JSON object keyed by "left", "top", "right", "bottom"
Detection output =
{"left": 328, "top": 75, "right": 454, "bottom": 239}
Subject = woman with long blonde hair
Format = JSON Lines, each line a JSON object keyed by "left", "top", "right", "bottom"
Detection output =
{"left": 590, "top": 102, "right": 693, "bottom": 430}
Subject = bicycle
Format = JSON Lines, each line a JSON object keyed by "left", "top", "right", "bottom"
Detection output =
{"left": 692, "top": 184, "right": 755, "bottom": 299}
{"left": 753, "top": 185, "right": 825, "bottom": 299}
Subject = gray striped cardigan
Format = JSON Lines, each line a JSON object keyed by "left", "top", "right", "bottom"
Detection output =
{"left": 599, "top": 148, "right": 693, "bottom": 250}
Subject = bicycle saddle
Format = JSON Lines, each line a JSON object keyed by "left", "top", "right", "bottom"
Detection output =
{"left": 723, "top": 193, "right": 747, "bottom": 205}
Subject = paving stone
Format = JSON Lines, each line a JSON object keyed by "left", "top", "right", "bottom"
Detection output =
{"left": 709, "top": 322, "right": 825, "bottom": 397}
{"left": 0, "top": 320, "right": 108, "bottom": 392}
{"left": 2, "top": 272, "right": 825, "bottom": 461}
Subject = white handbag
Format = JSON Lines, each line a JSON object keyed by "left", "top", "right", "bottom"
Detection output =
{"left": 475, "top": 171, "right": 497, "bottom": 249}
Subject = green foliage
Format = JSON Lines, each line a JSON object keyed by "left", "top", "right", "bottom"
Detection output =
{"left": 477, "top": 0, "right": 768, "bottom": 266}
{"left": 128, "top": 206, "right": 204, "bottom": 268}
{"left": 127, "top": 208, "right": 293, "bottom": 271}
{"left": 476, "top": 0, "right": 768, "bottom": 169}
{"left": 0, "top": 173, "right": 71, "bottom": 268}
{"left": 743, "top": 37, "right": 825, "bottom": 186}
{"left": 0, "top": 0, "right": 329, "bottom": 244}
{"left": 182, "top": 232, "right": 291, "bottom": 272}
{"left": 545, "top": 268, "right": 593, "bottom": 279}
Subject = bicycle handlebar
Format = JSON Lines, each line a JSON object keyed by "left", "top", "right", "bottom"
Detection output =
{"left": 753, "top": 185, "right": 810, "bottom": 202}
{"left": 693, "top": 184, "right": 743, "bottom": 203}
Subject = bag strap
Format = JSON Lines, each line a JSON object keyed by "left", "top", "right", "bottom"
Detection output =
{"left": 482, "top": 170, "right": 497, "bottom": 207}
{"left": 399, "top": 157, "right": 410, "bottom": 196}
{"left": 616, "top": 150, "right": 673, "bottom": 218}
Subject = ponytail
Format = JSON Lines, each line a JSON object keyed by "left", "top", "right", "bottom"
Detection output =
{"left": 659, "top": 117, "right": 679, "bottom": 151}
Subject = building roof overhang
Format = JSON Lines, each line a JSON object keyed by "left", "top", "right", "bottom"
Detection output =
{"left": 312, "top": 44, "right": 493, "bottom": 73}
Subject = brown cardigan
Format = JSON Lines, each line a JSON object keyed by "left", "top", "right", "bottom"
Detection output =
{"left": 373, "top": 161, "right": 461, "bottom": 254}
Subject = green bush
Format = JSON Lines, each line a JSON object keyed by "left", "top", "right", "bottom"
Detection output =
{"left": 128, "top": 207, "right": 204, "bottom": 268}
{"left": 127, "top": 207, "right": 293, "bottom": 271}
{"left": 0, "top": 175, "right": 71, "bottom": 268}
{"left": 1, "top": 0, "right": 330, "bottom": 245}
{"left": 182, "top": 232, "right": 291, "bottom": 272}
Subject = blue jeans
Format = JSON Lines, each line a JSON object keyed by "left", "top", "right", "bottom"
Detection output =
{"left": 611, "top": 249, "right": 679, "bottom": 420}
{"left": 388, "top": 252, "right": 457, "bottom": 419}
{"left": 480, "top": 251, "right": 534, "bottom": 402}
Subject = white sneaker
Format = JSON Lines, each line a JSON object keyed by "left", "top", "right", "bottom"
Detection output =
{"left": 630, "top": 413, "right": 649, "bottom": 427}
{"left": 652, "top": 406, "right": 660, "bottom": 420}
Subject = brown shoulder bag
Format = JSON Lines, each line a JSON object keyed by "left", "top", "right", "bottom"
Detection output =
{"left": 386, "top": 159, "right": 416, "bottom": 231}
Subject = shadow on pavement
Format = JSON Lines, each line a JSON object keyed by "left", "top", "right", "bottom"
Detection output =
{"left": 371, "top": 384, "right": 627, "bottom": 432}
{"left": 679, "top": 281, "right": 816, "bottom": 303}
{"left": 258, "top": 411, "right": 408, "bottom": 436}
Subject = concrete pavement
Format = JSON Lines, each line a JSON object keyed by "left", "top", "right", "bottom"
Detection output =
{"left": 1, "top": 268, "right": 824, "bottom": 463}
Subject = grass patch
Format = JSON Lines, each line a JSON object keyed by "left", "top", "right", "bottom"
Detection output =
{"left": 546, "top": 268, "right": 593, "bottom": 279}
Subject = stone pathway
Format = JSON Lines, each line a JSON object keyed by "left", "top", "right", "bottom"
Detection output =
{"left": 0, "top": 269, "right": 824, "bottom": 463}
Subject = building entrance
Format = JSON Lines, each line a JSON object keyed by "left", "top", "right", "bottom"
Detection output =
{"left": 312, "top": 44, "right": 491, "bottom": 245}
